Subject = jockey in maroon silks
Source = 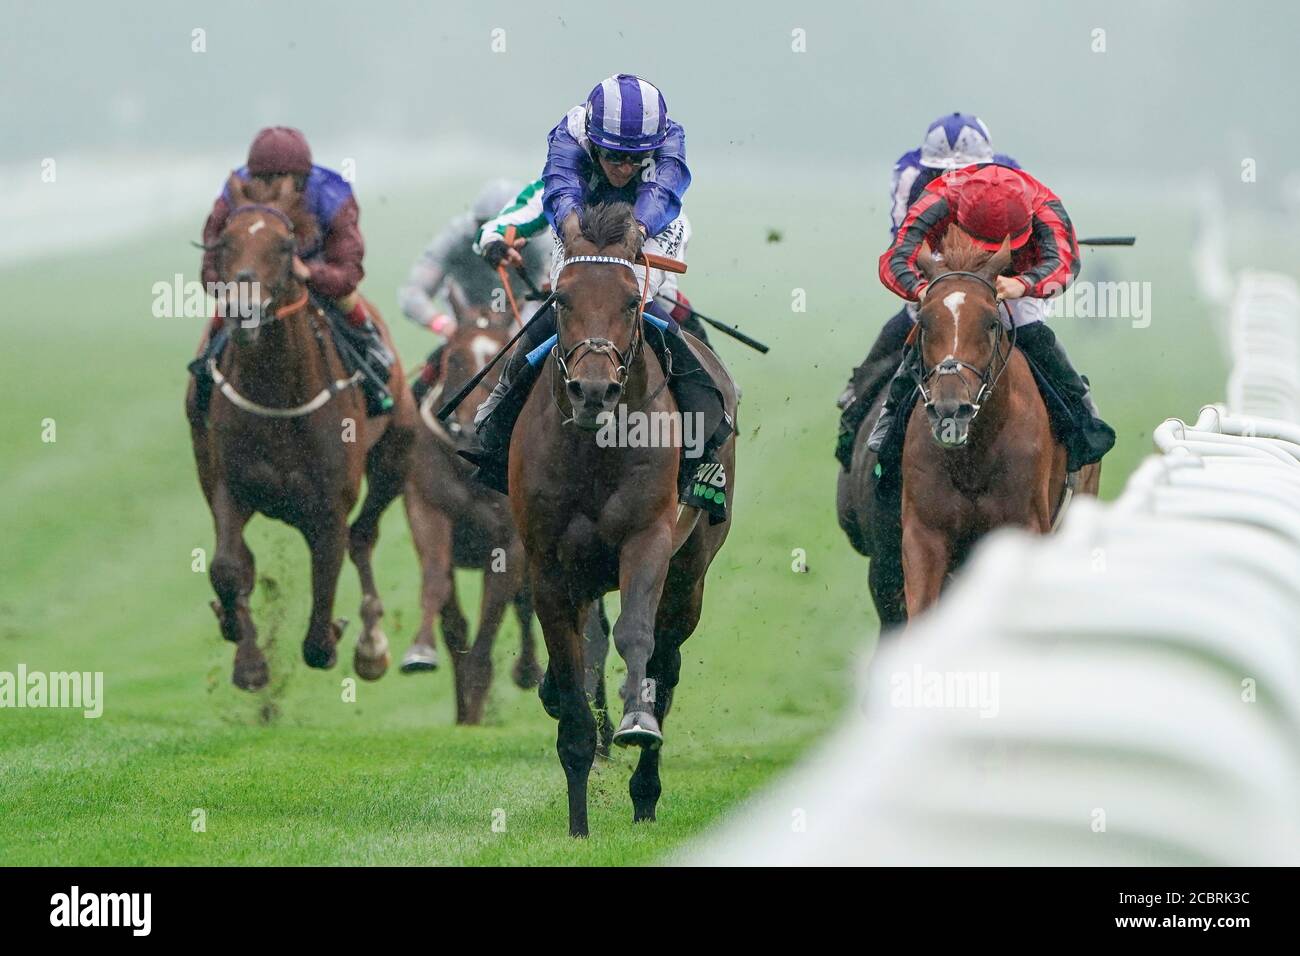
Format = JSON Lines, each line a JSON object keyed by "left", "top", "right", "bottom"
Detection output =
{"left": 871, "top": 163, "right": 1115, "bottom": 472}
{"left": 188, "top": 126, "right": 394, "bottom": 415}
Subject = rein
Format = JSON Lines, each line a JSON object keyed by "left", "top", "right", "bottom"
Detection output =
{"left": 211, "top": 292, "right": 362, "bottom": 420}
{"left": 206, "top": 203, "right": 364, "bottom": 418}
{"left": 910, "top": 271, "right": 1017, "bottom": 421}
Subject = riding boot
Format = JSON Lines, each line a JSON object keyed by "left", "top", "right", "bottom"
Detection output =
{"left": 836, "top": 306, "right": 915, "bottom": 468}
{"left": 331, "top": 301, "right": 396, "bottom": 416}
{"left": 643, "top": 315, "right": 734, "bottom": 523}
{"left": 1015, "top": 323, "right": 1116, "bottom": 471}
{"left": 411, "top": 343, "right": 447, "bottom": 405}
{"left": 457, "top": 305, "right": 556, "bottom": 494}
{"left": 186, "top": 325, "right": 230, "bottom": 418}
{"left": 865, "top": 349, "right": 920, "bottom": 457}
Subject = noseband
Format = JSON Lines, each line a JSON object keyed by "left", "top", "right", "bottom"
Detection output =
{"left": 911, "top": 270, "right": 1016, "bottom": 420}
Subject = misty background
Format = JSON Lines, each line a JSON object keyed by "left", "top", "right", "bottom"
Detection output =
{"left": 4, "top": 0, "right": 1297, "bottom": 182}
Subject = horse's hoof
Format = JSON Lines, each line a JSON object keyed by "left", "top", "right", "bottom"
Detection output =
{"left": 512, "top": 657, "right": 542, "bottom": 689}
{"left": 302, "top": 641, "right": 337, "bottom": 670}
{"left": 612, "top": 711, "right": 663, "bottom": 750}
{"left": 232, "top": 660, "right": 269, "bottom": 692}
{"left": 400, "top": 645, "right": 439, "bottom": 673}
{"left": 353, "top": 648, "right": 390, "bottom": 682}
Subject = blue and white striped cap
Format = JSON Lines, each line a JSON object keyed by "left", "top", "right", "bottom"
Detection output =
{"left": 584, "top": 74, "right": 669, "bottom": 153}
{"left": 919, "top": 113, "right": 995, "bottom": 169}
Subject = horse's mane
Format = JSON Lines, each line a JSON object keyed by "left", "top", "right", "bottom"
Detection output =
{"left": 938, "top": 227, "right": 996, "bottom": 273}
{"left": 570, "top": 202, "right": 643, "bottom": 259}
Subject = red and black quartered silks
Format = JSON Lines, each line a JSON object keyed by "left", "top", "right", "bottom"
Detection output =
{"left": 878, "top": 164, "right": 1081, "bottom": 301}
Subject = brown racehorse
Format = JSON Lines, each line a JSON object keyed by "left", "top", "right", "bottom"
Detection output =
{"left": 510, "top": 204, "right": 737, "bottom": 836}
{"left": 400, "top": 289, "right": 545, "bottom": 723}
{"left": 185, "top": 173, "right": 416, "bottom": 690}
{"left": 848, "top": 229, "right": 1100, "bottom": 623}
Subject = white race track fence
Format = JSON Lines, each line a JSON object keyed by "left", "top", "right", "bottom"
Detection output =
{"left": 695, "top": 271, "right": 1300, "bottom": 866}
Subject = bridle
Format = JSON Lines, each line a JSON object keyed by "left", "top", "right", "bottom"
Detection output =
{"left": 218, "top": 204, "right": 308, "bottom": 327}
{"left": 910, "top": 270, "right": 1017, "bottom": 423}
{"left": 551, "top": 254, "right": 649, "bottom": 400}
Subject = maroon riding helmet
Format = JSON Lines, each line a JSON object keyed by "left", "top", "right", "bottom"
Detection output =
{"left": 246, "top": 126, "right": 313, "bottom": 177}
{"left": 954, "top": 165, "right": 1032, "bottom": 252}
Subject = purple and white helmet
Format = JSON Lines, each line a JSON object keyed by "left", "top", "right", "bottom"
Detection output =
{"left": 919, "top": 113, "right": 996, "bottom": 169}
{"left": 584, "top": 74, "right": 669, "bottom": 153}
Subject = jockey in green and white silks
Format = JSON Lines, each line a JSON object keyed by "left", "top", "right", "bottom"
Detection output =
{"left": 402, "top": 179, "right": 551, "bottom": 402}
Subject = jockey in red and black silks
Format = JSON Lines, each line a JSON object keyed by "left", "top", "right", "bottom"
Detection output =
{"left": 868, "top": 163, "right": 1115, "bottom": 474}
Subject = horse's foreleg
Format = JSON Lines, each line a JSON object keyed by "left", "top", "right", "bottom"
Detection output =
{"left": 611, "top": 524, "right": 673, "bottom": 749}
{"left": 901, "top": 515, "right": 950, "bottom": 620}
{"left": 510, "top": 583, "right": 542, "bottom": 690}
{"left": 461, "top": 550, "right": 522, "bottom": 724}
{"left": 348, "top": 430, "right": 412, "bottom": 681}
{"left": 302, "top": 518, "right": 349, "bottom": 670}
{"left": 630, "top": 642, "right": 683, "bottom": 822}
{"left": 583, "top": 599, "right": 613, "bottom": 757}
{"left": 533, "top": 572, "right": 596, "bottom": 837}
{"left": 400, "top": 490, "right": 452, "bottom": 674}
{"left": 209, "top": 486, "right": 265, "bottom": 691}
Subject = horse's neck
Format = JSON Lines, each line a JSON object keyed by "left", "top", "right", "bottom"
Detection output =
{"left": 227, "top": 308, "right": 336, "bottom": 405}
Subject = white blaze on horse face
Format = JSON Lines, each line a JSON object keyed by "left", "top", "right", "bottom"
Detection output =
{"left": 248, "top": 218, "right": 266, "bottom": 235}
{"left": 942, "top": 291, "right": 966, "bottom": 352}
{"left": 470, "top": 334, "right": 497, "bottom": 373}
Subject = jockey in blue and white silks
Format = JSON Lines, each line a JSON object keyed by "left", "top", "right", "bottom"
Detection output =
{"left": 479, "top": 74, "right": 693, "bottom": 306}
{"left": 889, "top": 114, "right": 1021, "bottom": 237}
{"left": 835, "top": 113, "right": 1020, "bottom": 470}
{"left": 463, "top": 75, "right": 731, "bottom": 520}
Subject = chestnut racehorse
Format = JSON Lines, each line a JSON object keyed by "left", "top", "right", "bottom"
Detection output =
{"left": 511, "top": 204, "right": 738, "bottom": 836}
{"left": 401, "top": 290, "right": 545, "bottom": 723}
{"left": 857, "top": 229, "right": 1100, "bottom": 623}
{"left": 186, "top": 173, "right": 416, "bottom": 689}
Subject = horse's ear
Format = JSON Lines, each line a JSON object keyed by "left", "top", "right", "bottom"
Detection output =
{"left": 227, "top": 173, "right": 246, "bottom": 205}
{"left": 447, "top": 282, "right": 471, "bottom": 324}
{"left": 273, "top": 174, "right": 296, "bottom": 205}
{"left": 981, "top": 237, "right": 1013, "bottom": 283}
{"left": 916, "top": 241, "right": 940, "bottom": 280}
{"left": 560, "top": 211, "right": 582, "bottom": 249}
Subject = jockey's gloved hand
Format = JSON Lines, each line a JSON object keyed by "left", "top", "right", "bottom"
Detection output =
{"left": 482, "top": 238, "right": 510, "bottom": 268}
{"left": 428, "top": 313, "right": 455, "bottom": 337}
{"left": 482, "top": 236, "right": 527, "bottom": 270}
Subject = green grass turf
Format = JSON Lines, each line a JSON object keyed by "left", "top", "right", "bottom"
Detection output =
{"left": 0, "top": 171, "right": 1227, "bottom": 864}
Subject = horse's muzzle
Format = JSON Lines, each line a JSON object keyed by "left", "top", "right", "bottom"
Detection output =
{"left": 567, "top": 378, "right": 624, "bottom": 431}
{"left": 926, "top": 400, "right": 976, "bottom": 448}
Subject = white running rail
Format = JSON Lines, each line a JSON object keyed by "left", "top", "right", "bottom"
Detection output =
{"left": 695, "top": 272, "right": 1300, "bottom": 865}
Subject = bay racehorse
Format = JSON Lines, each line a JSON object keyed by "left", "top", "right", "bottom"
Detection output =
{"left": 511, "top": 204, "right": 738, "bottom": 836}
{"left": 842, "top": 229, "right": 1099, "bottom": 625}
{"left": 401, "top": 289, "right": 545, "bottom": 723}
{"left": 186, "top": 173, "right": 416, "bottom": 690}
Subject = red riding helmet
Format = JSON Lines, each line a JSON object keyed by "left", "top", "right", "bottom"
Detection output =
{"left": 246, "top": 126, "right": 313, "bottom": 177}
{"left": 955, "top": 165, "right": 1032, "bottom": 251}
